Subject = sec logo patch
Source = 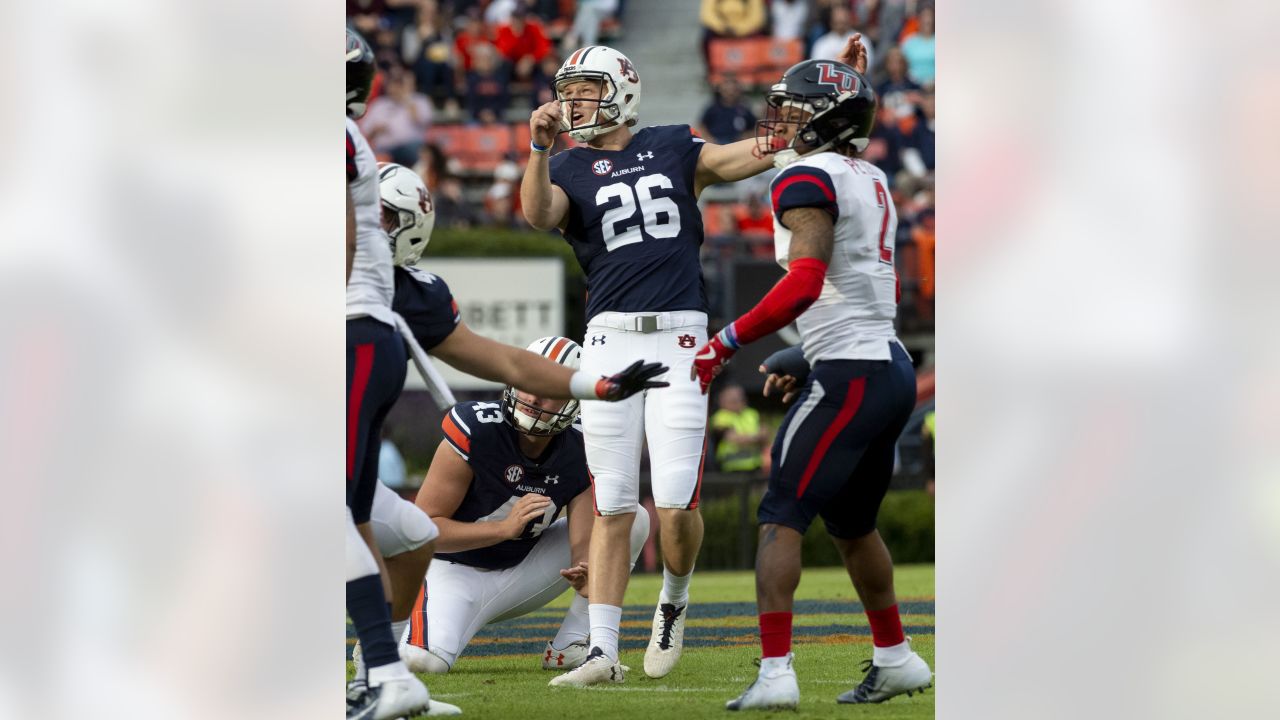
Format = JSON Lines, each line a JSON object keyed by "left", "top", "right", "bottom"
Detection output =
{"left": 592, "top": 159, "right": 613, "bottom": 175}
{"left": 505, "top": 465, "right": 524, "bottom": 484}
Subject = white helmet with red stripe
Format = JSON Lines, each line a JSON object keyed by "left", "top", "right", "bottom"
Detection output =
{"left": 554, "top": 45, "right": 641, "bottom": 143}
{"left": 502, "top": 336, "right": 582, "bottom": 435}
{"left": 377, "top": 162, "right": 436, "bottom": 266}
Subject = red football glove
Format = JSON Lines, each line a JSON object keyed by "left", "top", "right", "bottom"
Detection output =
{"left": 691, "top": 326, "right": 740, "bottom": 395}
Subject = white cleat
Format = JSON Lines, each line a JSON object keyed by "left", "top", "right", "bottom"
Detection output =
{"left": 548, "top": 646, "right": 628, "bottom": 687}
{"left": 425, "top": 698, "right": 463, "bottom": 716}
{"left": 401, "top": 642, "right": 451, "bottom": 674}
{"left": 643, "top": 602, "right": 687, "bottom": 678}
{"left": 836, "top": 646, "right": 932, "bottom": 704}
{"left": 725, "top": 653, "right": 800, "bottom": 711}
{"left": 347, "top": 675, "right": 432, "bottom": 720}
{"left": 541, "top": 640, "right": 591, "bottom": 670}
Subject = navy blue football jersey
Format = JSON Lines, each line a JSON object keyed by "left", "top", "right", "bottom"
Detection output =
{"left": 391, "top": 266, "right": 461, "bottom": 352}
{"left": 549, "top": 124, "right": 708, "bottom": 319}
{"left": 435, "top": 401, "right": 591, "bottom": 570}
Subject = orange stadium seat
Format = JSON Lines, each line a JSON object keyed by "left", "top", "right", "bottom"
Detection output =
{"left": 709, "top": 37, "right": 805, "bottom": 86}
{"left": 428, "top": 125, "right": 516, "bottom": 175}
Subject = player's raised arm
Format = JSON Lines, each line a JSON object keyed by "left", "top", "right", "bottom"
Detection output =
{"left": 521, "top": 101, "right": 571, "bottom": 231}
{"left": 693, "top": 138, "right": 776, "bottom": 194}
{"left": 692, "top": 207, "right": 834, "bottom": 393}
{"left": 431, "top": 323, "right": 668, "bottom": 401}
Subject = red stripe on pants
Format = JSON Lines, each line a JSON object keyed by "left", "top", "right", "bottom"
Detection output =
{"left": 795, "top": 378, "right": 866, "bottom": 498}
{"left": 347, "top": 343, "right": 375, "bottom": 481}
{"left": 409, "top": 583, "right": 427, "bottom": 648}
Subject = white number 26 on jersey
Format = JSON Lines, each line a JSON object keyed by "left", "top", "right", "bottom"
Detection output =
{"left": 595, "top": 173, "right": 682, "bottom": 251}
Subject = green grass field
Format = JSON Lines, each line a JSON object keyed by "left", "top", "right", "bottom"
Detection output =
{"left": 349, "top": 564, "right": 934, "bottom": 718}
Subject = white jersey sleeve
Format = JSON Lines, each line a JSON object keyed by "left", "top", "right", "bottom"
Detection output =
{"left": 770, "top": 152, "right": 900, "bottom": 362}
{"left": 346, "top": 116, "right": 395, "bottom": 325}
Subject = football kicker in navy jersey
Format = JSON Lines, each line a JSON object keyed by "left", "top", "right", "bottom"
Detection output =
{"left": 549, "top": 124, "right": 708, "bottom": 319}
{"left": 435, "top": 401, "right": 591, "bottom": 570}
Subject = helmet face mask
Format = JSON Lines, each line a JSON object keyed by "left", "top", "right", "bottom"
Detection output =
{"left": 556, "top": 75, "right": 622, "bottom": 141}
{"left": 501, "top": 390, "right": 579, "bottom": 436}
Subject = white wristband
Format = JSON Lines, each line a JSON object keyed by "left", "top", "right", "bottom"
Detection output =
{"left": 569, "top": 370, "right": 601, "bottom": 400}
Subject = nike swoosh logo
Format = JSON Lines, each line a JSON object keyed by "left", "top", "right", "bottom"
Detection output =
{"left": 695, "top": 348, "right": 717, "bottom": 361}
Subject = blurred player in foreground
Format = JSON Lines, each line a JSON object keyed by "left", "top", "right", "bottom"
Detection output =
{"left": 404, "top": 337, "right": 648, "bottom": 674}
{"left": 691, "top": 59, "right": 933, "bottom": 710}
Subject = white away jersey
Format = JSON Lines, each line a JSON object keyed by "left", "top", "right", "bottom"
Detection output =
{"left": 346, "top": 116, "right": 395, "bottom": 325}
{"left": 770, "top": 152, "right": 899, "bottom": 361}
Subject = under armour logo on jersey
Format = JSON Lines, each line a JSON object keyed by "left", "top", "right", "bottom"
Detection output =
{"left": 505, "top": 465, "right": 524, "bottom": 484}
{"left": 678, "top": 334, "right": 696, "bottom": 348}
{"left": 545, "top": 474, "right": 559, "bottom": 485}
{"left": 816, "top": 62, "right": 860, "bottom": 94}
{"left": 636, "top": 151, "right": 654, "bottom": 161}
{"left": 591, "top": 335, "right": 606, "bottom": 345}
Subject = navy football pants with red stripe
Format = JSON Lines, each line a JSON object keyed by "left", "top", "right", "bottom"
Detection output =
{"left": 758, "top": 342, "right": 915, "bottom": 539}
{"left": 347, "top": 317, "right": 407, "bottom": 524}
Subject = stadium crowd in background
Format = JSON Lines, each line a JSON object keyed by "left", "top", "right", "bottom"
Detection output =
{"left": 350, "top": 0, "right": 935, "bottom": 469}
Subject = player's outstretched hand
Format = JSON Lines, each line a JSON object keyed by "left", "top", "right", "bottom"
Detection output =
{"left": 760, "top": 367, "right": 801, "bottom": 404}
{"left": 501, "top": 493, "right": 552, "bottom": 539}
{"left": 692, "top": 334, "right": 737, "bottom": 395}
{"left": 530, "top": 101, "right": 563, "bottom": 149}
{"left": 597, "top": 360, "right": 670, "bottom": 401}
{"left": 560, "top": 561, "right": 589, "bottom": 597}
{"left": 837, "top": 33, "right": 869, "bottom": 75}
{"left": 759, "top": 345, "right": 809, "bottom": 403}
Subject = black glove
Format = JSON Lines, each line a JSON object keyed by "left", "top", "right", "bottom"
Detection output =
{"left": 598, "top": 360, "right": 670, "bottom": 401}
{"left": 761, "top": 345, "right": 810, "bottom": 385}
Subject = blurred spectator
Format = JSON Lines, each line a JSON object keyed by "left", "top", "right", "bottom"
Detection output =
{"left": 348, "top": 0, "right": 391, "bottom": 36}
{"left": 565, "top": 0, "right": 620, "bottom": 51}
{"left": 402, "top": 0, "right": 458, "bottom": 110}
{"left": 379, "top": 438, "right": 408, "bottom": 489}
{"left": 532, "top": 53, "right": 563, "bottom": 108}
{"left": 699, "top": 76, "right": 758, "bottom": 145}
{"left": 434, "top": 175, "right": 480, "bottom": 229}
{"left": 811, "top": 5, "right": 875, "bottom": 70}
{"left": 734, "top": 191, "right": 775, "bottom": 258}
{"left": 922, "top": 408, "right": 935, "bottom": 496}
{"left": 700, "top": 0, "right": 768, "bottom": 66}
{"left": 454, "top": 11, "right": 490, "bottom": 73}
{"left": 483, "top": 160, "right": 525, "bottom": 228}
{"left": 770, "top": 0, "right": 808, "bottom": 41}
{"left": 485, "top": 0, "right": 520, "bottom": 25}
{"left": 361, "top": 66, "right": 434, "bottom": 166}
{"left": 877, "top": 46, "right": 921, "bottom": 119}
{"left": 466, "top": 43, "right": 511, "bottom": 124}
{"left": 911, "top": 207, "right": 934, "bottom": 313}
{"left": 413, "top": 142, "right": 446, "bottom": 191}
{"left": 896, "top": 89, "right": 934, "bottom": 177}
{"left": 710, "top": 385, "right": 768, "bottom": 475}
{"left": 494, "top": 6, "right": 553, "bottom": 83}
{"left": 899, "top": 5, "right": 934, "bottom": 84}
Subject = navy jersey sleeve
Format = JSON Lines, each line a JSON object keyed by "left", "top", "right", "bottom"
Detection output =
{"left": 547, "top": 150, "right": 573, "bottom": 192}
{"left": 391, "top": 266, "right": 461, "bottom": 352}
{"left": 440, "top": 401, "right": 506, "bottom": 463}
{"left": 770, "top": 164, "right": 839, "bottom": 228}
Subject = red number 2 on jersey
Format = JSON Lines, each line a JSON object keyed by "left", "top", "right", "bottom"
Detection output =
{"left": 873, "top": 178, "right": 892, "bottom": 264}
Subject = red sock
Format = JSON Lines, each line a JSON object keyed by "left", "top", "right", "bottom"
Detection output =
{"left": 759, "top": 612, "right": 793, "bottom": 658}
{"left": 865, "top": 604, "right": 905, "bottom": 647}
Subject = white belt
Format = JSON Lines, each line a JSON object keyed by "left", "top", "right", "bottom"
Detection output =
{"left": 588, "top": 311, "right": 707, "bottom": 334}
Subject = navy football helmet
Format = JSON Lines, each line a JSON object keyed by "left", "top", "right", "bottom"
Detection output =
{"left": 756, "top": 59, "right": 877, "bottom": 168}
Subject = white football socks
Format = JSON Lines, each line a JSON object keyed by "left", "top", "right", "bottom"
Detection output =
{"left": 872, "top": 639, "right": 912, "bottom": 667}
{"left": 390, "top": 619, "right": 409, "bottom": 646}
{"left": 588, "top": 603, "right": 622, "bottom": 661}
{"left": 367, "top": 660, "right": 413, "bottom": 687}
{"left": 660, "top": 567, "right": 691, "bottom": 607}
{"left": 552, "top": 594, "right": 591, "bottom": 649}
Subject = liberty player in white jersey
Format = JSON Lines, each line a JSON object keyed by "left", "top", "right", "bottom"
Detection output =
{"left": 692, "top": 60, "right": 932, "bottom": 710}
